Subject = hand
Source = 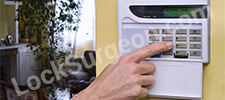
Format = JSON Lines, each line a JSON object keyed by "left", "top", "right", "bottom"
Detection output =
{"left": 71, "top": 42, "right": 174, "bottom": 100}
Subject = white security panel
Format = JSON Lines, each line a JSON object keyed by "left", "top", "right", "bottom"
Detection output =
{"left": 118, "top": 0, "right": 210, "bottom": 99}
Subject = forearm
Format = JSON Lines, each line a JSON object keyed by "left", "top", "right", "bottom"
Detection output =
{"left": 70, "top": 86, "right": 99, "bottom": 100}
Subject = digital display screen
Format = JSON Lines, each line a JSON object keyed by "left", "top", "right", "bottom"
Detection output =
{"left": 163, "top": 8, "right": 197, "bottom": 17}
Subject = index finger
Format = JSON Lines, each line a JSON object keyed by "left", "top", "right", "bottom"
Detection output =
{"left": 128, "top": 42, "right": 173, "bottom": 63}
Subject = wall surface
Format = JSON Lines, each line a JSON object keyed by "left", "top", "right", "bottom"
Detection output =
{"left": 0, "top": 0, "right": 8, "bottom": 40}
{"left": 5, "top": 5, "right": 16, "bottom": 41}
{"left": 96, "top": 0, "right": 225, "bottom": 100}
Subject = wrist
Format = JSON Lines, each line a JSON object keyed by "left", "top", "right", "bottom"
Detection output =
{"left": 73, "top": 87, "right": 99, "bottom": 100}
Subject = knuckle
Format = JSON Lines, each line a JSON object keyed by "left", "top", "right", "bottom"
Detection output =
{"left": 120, "top": 55, "right": 130, "bottom": 63}
{"left": 133, "top": 76, "right": 140, "bottom": 84}
{"left": 145, "top": 76, "right": 155, "bottom": 88}
{"left": 132, "top": 86, "right": 142, "bottom": 97}
{"left": 146, "top": 45, "right": 155, "bottom": 54}
{"left": 149, "top": 63, "right": 156, "bottom": 72}
{"left": 159, "top": 43, "right": 169, "bottom": 51}
{"left": 148, "top": 42, "right": 168, "bottom": 54}
{"left": 131, "top": 66, "right": 139, "bottom": 74}
{"left": 149, "top": 75, "right": 155, "bottom": 85}
{"left": 136, "top": 88, "right": 143, "bottom": 96}
{"left": 140, "top": 89, "right": 148, "bottom": 98}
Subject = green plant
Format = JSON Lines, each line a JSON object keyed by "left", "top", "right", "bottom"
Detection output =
{"left": 15, "top": 0, "right": 81, "bottom": 84}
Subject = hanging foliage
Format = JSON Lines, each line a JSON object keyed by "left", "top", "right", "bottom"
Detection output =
{"left": 15, "top": 0, "right": 81, "bottom": 70}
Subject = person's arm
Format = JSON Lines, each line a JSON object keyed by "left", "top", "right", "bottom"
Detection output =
{"left": 71, "top": 42, "right": 173, "bottom": 100}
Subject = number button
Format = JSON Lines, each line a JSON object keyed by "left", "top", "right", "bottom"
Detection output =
{"left": 162, "top": 29, "right": 173, "bottom": 34}
{"left": 190, "top": 30, "right": 201, "bottom": 34}
{"left": 149, "top": 41, "right": 159, "bottom": 45}
{"left": 149, "top": 36, "right": 159, "bottom": 41}
{"left": 162, "top": 50, "right": 173, "bottom": 55}
{"left": 162, "top": 36, "right": 173, "bottom": 41}
{"left": 176, "top": 44, "right": 187, "bottom": 49}
{"left": 174, "top": 51, "right": 188, "bottom": 58}
{"left": 149, "top": 29, "right": 159, "bottom": 34}
{"left": 190, "top": 37, "right": 201, "bottom": 42}
{"left": 190, "top": 51, "right": 201, "bottom": 56}
{"left": 190, "top": 44, "right": 201, "bottom": 49}
{"left": 176, "top": 37, "right": 187, "bottom": 42}
{"left": 150, "top": 54, "right": 161, "bottom": 58}
{"left": 176, "top": 29, "right": 187, "bottom": 34}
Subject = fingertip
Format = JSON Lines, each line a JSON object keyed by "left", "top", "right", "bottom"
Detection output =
{"left": 166, "top": 42, "right": 174, "bottom": 48}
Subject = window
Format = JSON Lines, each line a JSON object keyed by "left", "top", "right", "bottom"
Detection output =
{"left": 59, "top": 0, "right": 95, "bottom": 57}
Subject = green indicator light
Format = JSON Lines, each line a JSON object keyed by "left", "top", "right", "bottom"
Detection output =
{"left": 163, "top": 8, "right": 197, "bottom": 17}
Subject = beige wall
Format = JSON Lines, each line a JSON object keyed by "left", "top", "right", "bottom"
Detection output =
{"left": 96, "top": 0, "right": 225, "bottom": 100}
{"left": 0, "top": 0, "right": 8, "bottom": 40}
{"left": 5, "top": 5, "right": 16, "bottom": 41}
{"left": 96, "top": 0, "right": 119, "bottom": 74}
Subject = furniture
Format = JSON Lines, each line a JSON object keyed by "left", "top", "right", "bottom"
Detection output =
{"left": 68, "top": 51, "right": 96, "bottom": 96}
{"left": 0, "top": 81, "right": 48, "bottom": 100}
{"left": 1, "top": 1, "right": 37, "bottom": 86}
{"left": 0, "top": 44, "right": 38, "bottom": 85}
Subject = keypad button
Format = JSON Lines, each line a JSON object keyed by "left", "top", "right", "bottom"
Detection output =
{"left": 176, "top": 37, "right": 187, "bottom": 42}
{"left": 175, "top": 51, "right": 187, "bottom": 56}
{"left": 149, "top": 29, "right": 159, "bottom": 34}
{"left": 174, "top": 51, "right": 188, "bottom": 58}
{"left": 162, "top": 50, "right": 173, "bottom": 55}
{"left": 190, "top": 51, "right": 201, "bottom": 56}
{"left": 148, "top": 29, "right": 159, "bottom": 34}
{"left": 190, "top": 37, "right": 201, "bottom": 42}
{"left": 190, "top": 44, "right": 201, "bottom": 49}
{"left": 176, "top": 29, "right": 187, "bottom": 34}
{"left": 162, "top": 36, "right": 173, "bottom": 41}
{"left": 190, "top": 30, "right": 201, "bottom": 34}
{"left": 150, "top": 54, "right": 161, "bottom": 58}
{"left": 149, "top": 41, "right": 159, "bottom": 45}
{"left": 149, "top": 36, "right": 159, "bottom": 41}
{"left": 162, "top": 29, "right": 173, "bottom": 34}
{"left": 176, "top": 44, "right": 187, "bottom": 49}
